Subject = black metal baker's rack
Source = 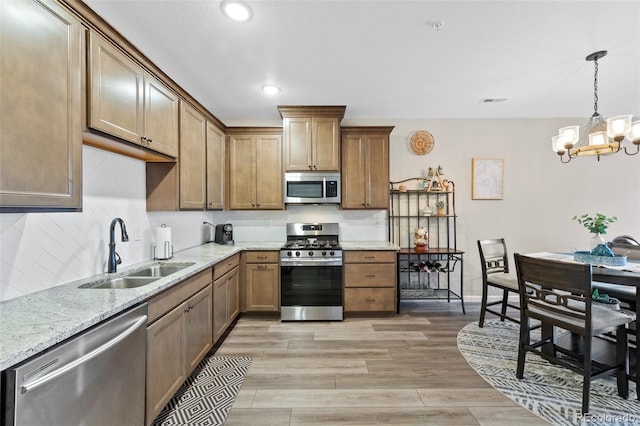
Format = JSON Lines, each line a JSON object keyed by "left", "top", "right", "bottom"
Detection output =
{"left": 389, "top": 178, "right": 465, "bottom": 313}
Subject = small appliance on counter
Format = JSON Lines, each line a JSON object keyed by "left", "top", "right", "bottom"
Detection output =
{"left": 154, "top": 224, "right": 173, "bottom": 259}
{"left": 214, "top": 223, "right": 234, "bottom": 245}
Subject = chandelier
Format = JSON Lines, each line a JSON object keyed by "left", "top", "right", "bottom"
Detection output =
{"left": 552, "top": 51, "right": 640, "bottom": 163}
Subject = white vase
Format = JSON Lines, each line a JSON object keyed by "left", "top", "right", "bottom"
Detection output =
{"left": 590, "top": 233, "right": 605, "bottom": 250}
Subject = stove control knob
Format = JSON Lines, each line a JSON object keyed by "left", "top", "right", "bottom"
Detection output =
{"left": 308, "top": 251, "right": 314, "bottom": 256}
{"left": 329, "top": 251, "right": 335, "bottom": 256}
{"left": 322, "top": 251, "right": 327, "bottom": 256}
{"left": 295, "top": 251, "right": 300, "bottom": 257}
{"left": 287, "top": 251, "right": 292, "bottom": 257}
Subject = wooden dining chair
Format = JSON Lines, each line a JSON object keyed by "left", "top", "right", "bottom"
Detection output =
{"left": 513, "top": 253, "right": 635, "bottom": 414}
{"left": 477, "top": 239, "right": 520, "bottom": 327}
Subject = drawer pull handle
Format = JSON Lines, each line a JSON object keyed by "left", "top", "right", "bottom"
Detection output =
{"left": 365, "top": 274, "right": 376, "bottom": 278}
{"left": 364, "top": 256, "right": 375, "bottom": 259}
{"left": 366, "top": 297, "right": 376, "bottom": 302}
{"left": 257, "top": 265, "right": 267, "bottom": 270}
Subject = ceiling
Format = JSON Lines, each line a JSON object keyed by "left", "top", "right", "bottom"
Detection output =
{"left": 83, "top": 0, "right": 640, "bottom": 124}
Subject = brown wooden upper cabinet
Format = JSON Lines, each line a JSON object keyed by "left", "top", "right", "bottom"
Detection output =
{"left": 227, "top": 128, "right": 283, "bottom": 210}
{"left": 179, "top": 101, "right": 207, "bottom": 209}
{"left": 278, "top": 106, "right": 345, "bottom": 171}
{"left": 341, "top": 126, "right": 394, "bottom": 209}
{"left": 88, "top": 31, "right": 179, "bottom": 158}
{"left": 1, "top": 0, "right": 83, "bottom": 210}
{"left": 206, "top": 121, "right": 225, "bottom": 210}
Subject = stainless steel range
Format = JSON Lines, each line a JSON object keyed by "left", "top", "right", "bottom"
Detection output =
{"left": 280, "top": 223, "right": 343, "bottom": 321}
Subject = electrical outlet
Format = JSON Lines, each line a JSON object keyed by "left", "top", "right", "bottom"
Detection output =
{"left": 133, "top": 226, "right": 142, "bottom": 241}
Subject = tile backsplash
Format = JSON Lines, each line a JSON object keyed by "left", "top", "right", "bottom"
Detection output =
{"left": 0, "top": 146, "right": 387, "bottom": 302}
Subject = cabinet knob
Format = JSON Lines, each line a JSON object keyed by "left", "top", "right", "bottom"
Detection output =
{"left": 308, "top": 165, "right": 312, "bottom": 170}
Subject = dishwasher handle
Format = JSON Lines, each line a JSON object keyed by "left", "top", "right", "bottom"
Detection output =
{"left": 21, "top": 315, "right": 147, "bottom": 395}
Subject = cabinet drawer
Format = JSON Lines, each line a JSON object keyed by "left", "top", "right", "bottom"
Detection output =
{"left": 244, "top": 251, "right": 279, "bottom": 263}
{"left": 344, "top": 288, "right": 395, "bottom": 312}
{"left": 344, "top": 251, "right": 396, "bottom": 263}
{"left": 148, "top": 268, "right": 212, "bottom": 323}
{"left": 344, "top": 264, "right": 395, "bottom": 288}
{"left": 213, "top": 253, "right": 240, "bottom": 280}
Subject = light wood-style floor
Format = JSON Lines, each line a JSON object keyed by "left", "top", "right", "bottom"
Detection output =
{"left": 217, "top": 302, "right": 549, "bottom": 425}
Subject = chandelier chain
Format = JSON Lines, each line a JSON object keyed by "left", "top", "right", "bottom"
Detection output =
{"left": 593, "top": 58, "right": 599, "bottom": 116}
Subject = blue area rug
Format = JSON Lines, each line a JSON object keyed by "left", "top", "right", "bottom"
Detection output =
{"left": 153, "top": 356, "right": 252, "bottom": 425}
{"left": 457, "top": 320, "right": 639, "bottom": 426}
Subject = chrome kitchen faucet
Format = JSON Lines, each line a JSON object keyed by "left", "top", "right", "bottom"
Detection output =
{"left": 108, "top": 218, "right": 129, "bottom": 273}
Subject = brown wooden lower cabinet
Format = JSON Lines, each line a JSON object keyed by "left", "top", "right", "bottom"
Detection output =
{"left": 146, "top": 269, "right": 212, "bottom": 425}
{"left": 343, "top": 250, "right": 397, "bottom": 313}
{"left": 242, "top": 251, "right": 280, "bottom": 312}
{"left": 344, "top": 287, "right": 396, "bottom": 311}
{"left": 213, "top": 254, "right": 240, "bottom": 343}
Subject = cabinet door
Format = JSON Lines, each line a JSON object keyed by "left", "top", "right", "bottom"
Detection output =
{"left": 206, "top": 121, "right": 225, "bottom": 210}
{"left": 283, "top": 117, "right": 312, "bottom": 171}
{"left": 1, "top": 0, "right": 82, "bottom": 209}
{"left": 226, "top": 267, "right": 240, "bottom": 322}
{"left": 184, "top": 285, "right": 213, "bottom": 374}
{"left": 344, "top": 287, "right": 395, "bottom": 312}
{"left": 255, "top": 134, "right": 283, "bottom": 209}
{"left": 146, "top": 304, "right": 185, "bottom": 423}
{"left": 213, "top": 274, "right": 228, "bottom": 343}
{"left": 228, "top": 135, "right": 256, "bottom": 209}
{"left": 144, "top": 73, "right": 179, "bottom": 157}
{"left": 341, "top": 134, "right": 367, "bottom": 209}
{"left": 245, "top": 263, "right": 280, "bottom": 311}
{"left": 89, "top": 31, "right": 144, "bottom": 144}
{"left": 313, "top": 117, "right": 340, "bottom": 171}
{"left": 365, "top": 133, "right": 389, "bottom": 209}
{"left": 179, "top": 101, "right": 206, "bottom": 209}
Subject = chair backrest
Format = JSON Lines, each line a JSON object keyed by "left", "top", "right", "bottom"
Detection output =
{"left": 478, "top": 239, "right": 510, "bottom": 277}
{"left": 513, "top": 253, "right": 593, "bottom": 334}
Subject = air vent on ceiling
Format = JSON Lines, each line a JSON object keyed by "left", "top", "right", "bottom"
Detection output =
{"left": 480, "top": 98, "right": 507, "bottom": 103}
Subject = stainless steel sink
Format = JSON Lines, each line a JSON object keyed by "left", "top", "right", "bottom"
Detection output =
{"left": 129, "top": 263, "right": 194, "bottom": 277}
{"left": 80, "top": 262, "right": 195, "bottom": 289}
{"left": 83, "top": 277, "right": 159, "bottom": 289}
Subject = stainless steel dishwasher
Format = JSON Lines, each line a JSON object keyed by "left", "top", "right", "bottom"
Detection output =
{"left": 3, "top": 303, "right": 148, "bottom": 426}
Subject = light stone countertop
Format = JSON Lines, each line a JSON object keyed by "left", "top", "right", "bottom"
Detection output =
{"left": 0, "top": 240, "right": 397, "bottom": 370}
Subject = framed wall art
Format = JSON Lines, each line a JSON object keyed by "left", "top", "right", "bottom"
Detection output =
{"left": 471, "top": 158, "right": 504, "bottom": 200}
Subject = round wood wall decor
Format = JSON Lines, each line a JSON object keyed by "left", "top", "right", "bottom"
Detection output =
{"left": 409, "top": 130, "right": 434, "bottom": 155}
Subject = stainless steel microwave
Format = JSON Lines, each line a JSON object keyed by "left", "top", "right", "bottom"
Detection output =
{"left": 284, "top": 172, "right": 341, "bottom": 204}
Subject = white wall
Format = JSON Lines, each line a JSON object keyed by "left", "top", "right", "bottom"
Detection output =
{"left": 1, "top": 118, "right": 638, "bottom": 302}
{"left": 368, "top": 117, "right": 640, "bottom": 295}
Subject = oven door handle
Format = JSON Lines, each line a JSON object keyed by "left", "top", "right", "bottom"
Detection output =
{"left": 280, "top": 258, "right": 342, "bottom": 267}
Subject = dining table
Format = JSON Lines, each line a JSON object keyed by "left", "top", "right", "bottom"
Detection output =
{"left": 525, "top": 252, "right": 640, "bottom": 400}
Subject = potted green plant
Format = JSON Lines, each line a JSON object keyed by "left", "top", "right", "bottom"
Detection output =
{"left": 435, "top": 200, "right": 446, "bottom": 215}
{"left": 572, "top": 213, "right": 617, "bottom": 249}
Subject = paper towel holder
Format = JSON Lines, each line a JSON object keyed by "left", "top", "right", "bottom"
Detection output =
{"left": 153, "top": 241, "right": 173, "bottom": 260}
{"left": 153, "top": 224, "right": 173, "bottom": 260}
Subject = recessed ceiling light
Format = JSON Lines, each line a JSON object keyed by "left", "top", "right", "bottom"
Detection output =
{"left": 221, "top": 0, "right": 252, "bottom": 22}
{"left": 261, "top": 85, "right": 280, "bottom": 95}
